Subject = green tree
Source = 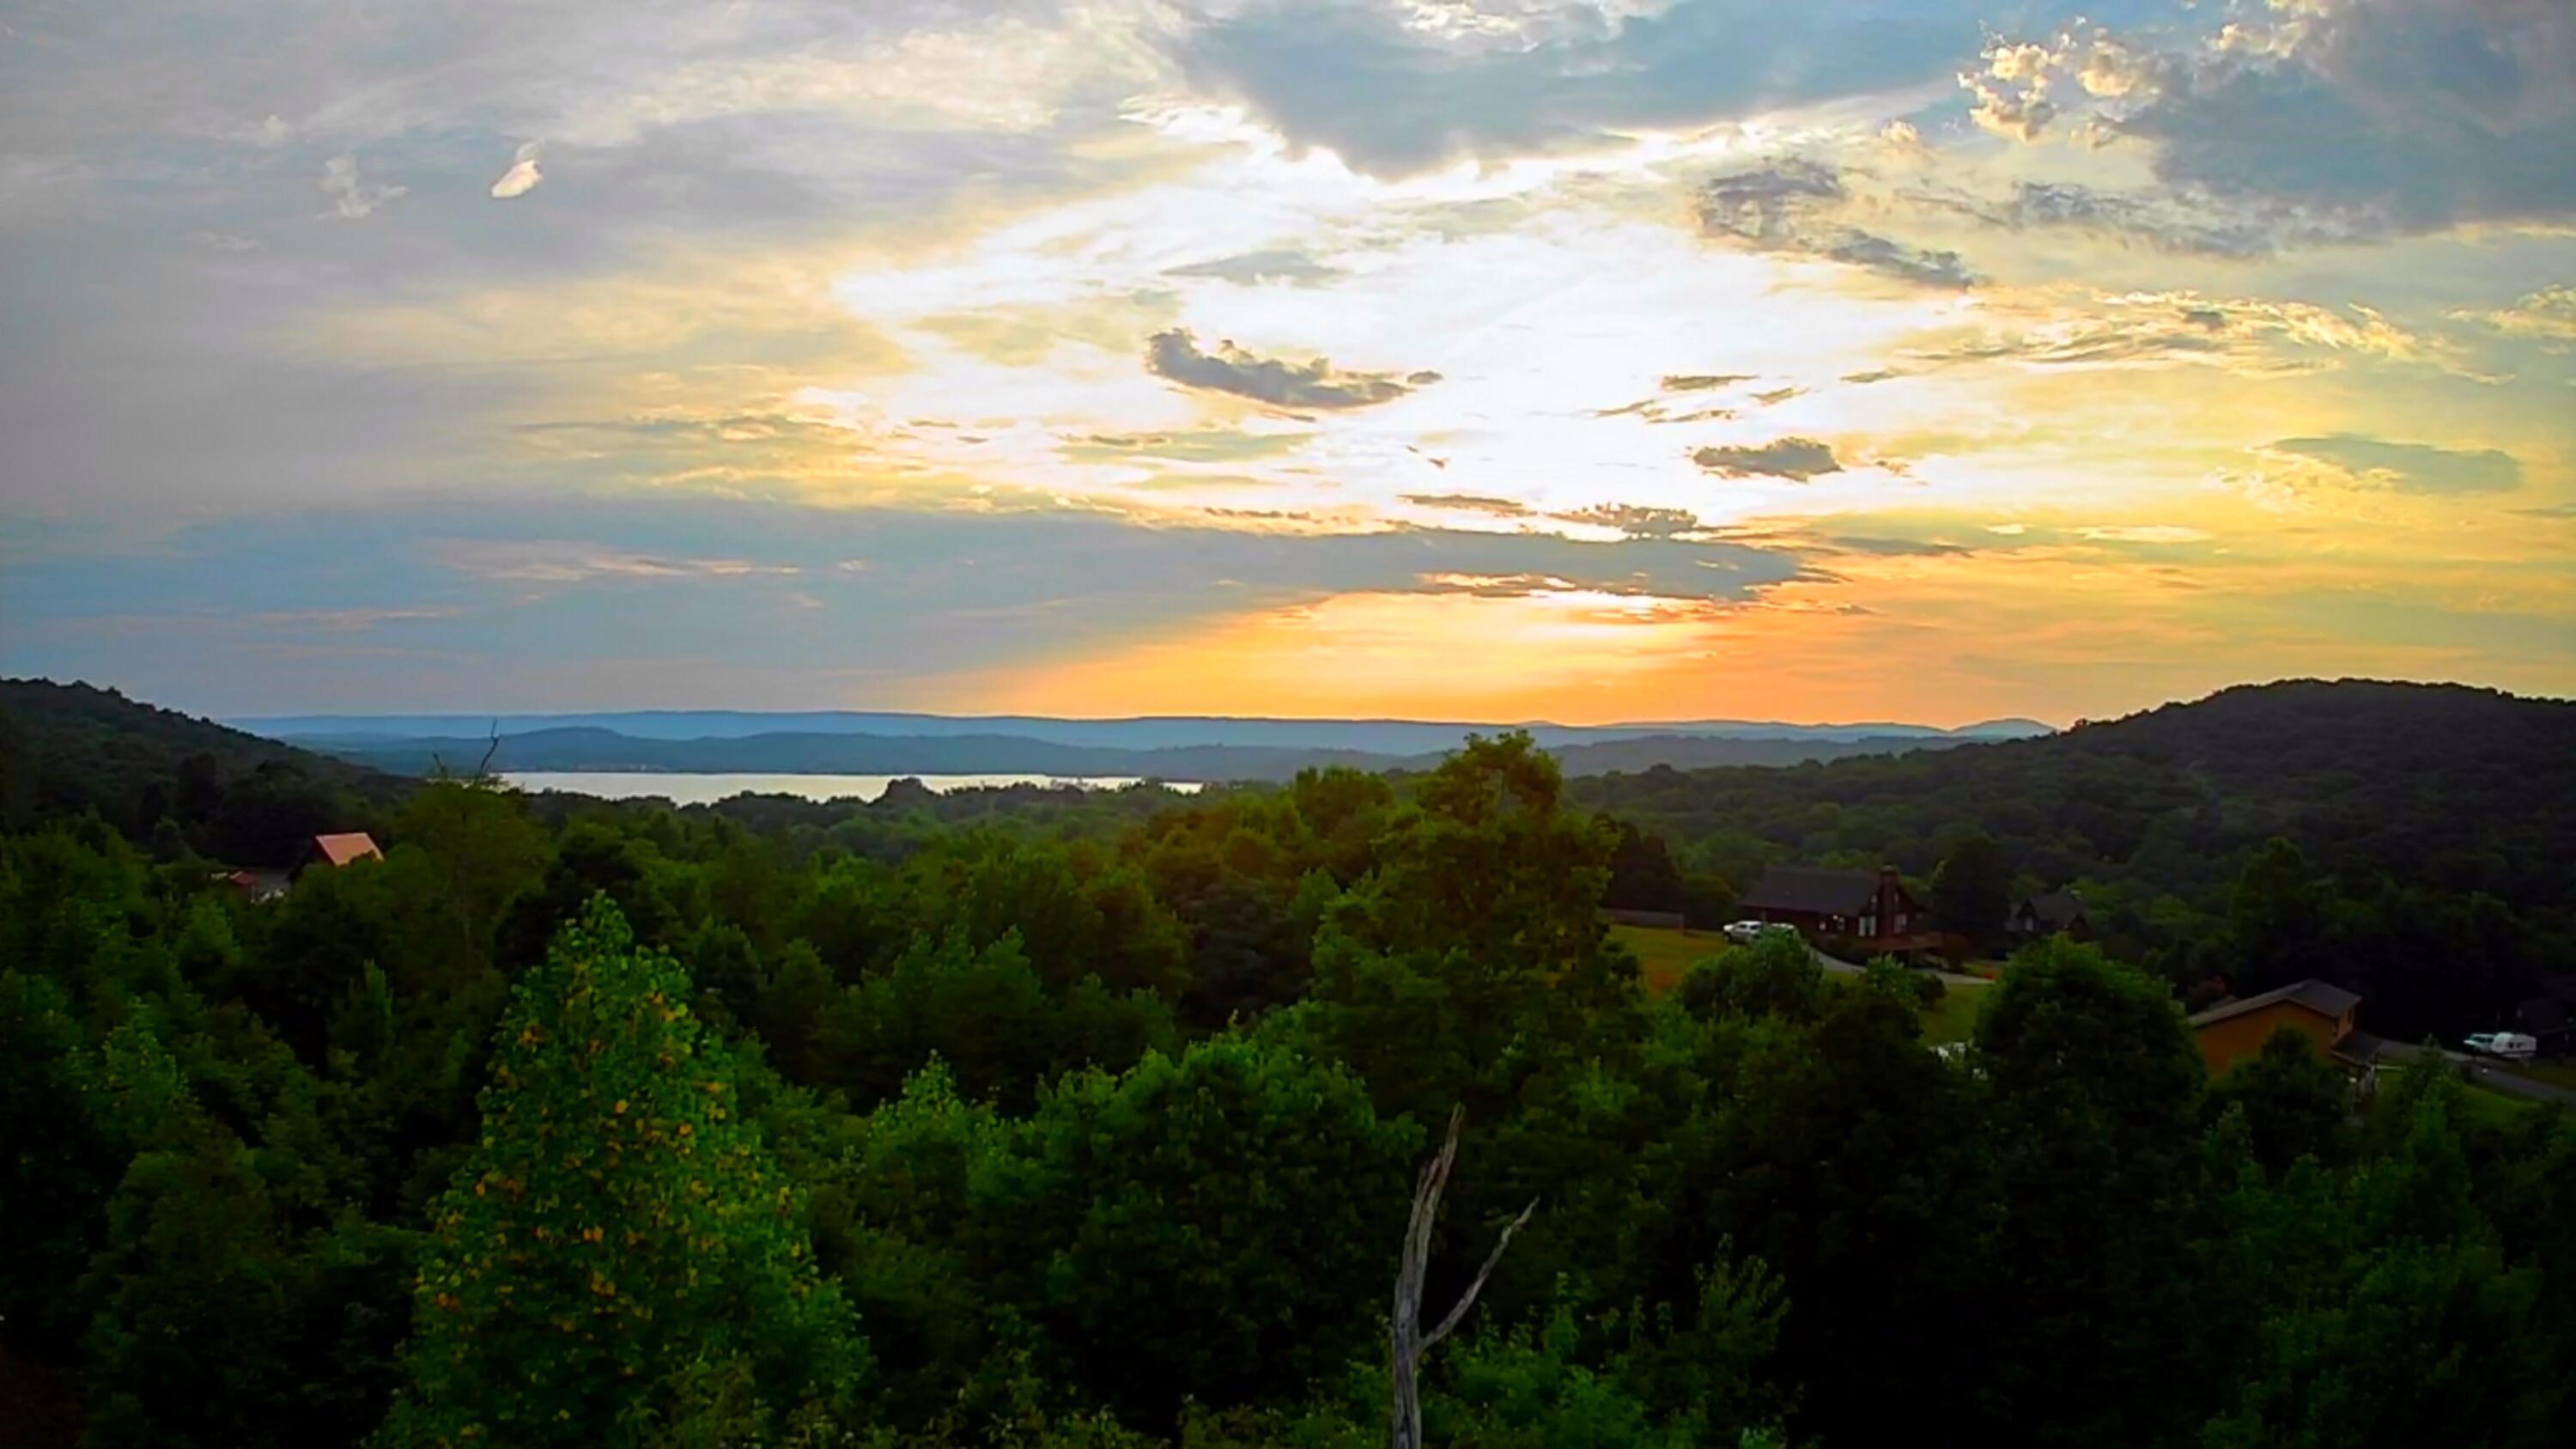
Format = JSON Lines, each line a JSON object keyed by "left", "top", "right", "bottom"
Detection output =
{"left": 2230, "top": 837, "right": 2325, "bottom": 987}
{"left": 392, "top": 780, "right": 549, "bottom": 969}
{"left": 1677, "top": 930, "right": 1824, "bottom": 1024}
{"left": 379, "top": 898, "right": 863, "bottom": 1448}
{"left": 1001, "top": 1037, "right": 1419, "bottom": 1427}
{"left": 1929, "top": 832, "right": 2011, "bottom": 942}
{"left": 2203, "top": 1069, "right": 2560, "bottom": 1446}
{"left": 1971, "top": 937, "right": 2208, "bottom": 1444}
{"left": 2211, "top": 1026, "right": 2352, "bottom": 1175}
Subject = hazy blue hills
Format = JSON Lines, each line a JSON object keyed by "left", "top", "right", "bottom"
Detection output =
{"left": 285, "top": 722, "right": 2008, "bottom": 782}
{"left": 236, "top": 708, "right": 2051, "bottom": 754}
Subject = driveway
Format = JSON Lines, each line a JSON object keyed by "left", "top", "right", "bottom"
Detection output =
{"left": 2380, "top": 1040, "right": 2576, "bottom": 1107}
{"left": 1811, "top": 947, "right": 1988, "bottom": 989}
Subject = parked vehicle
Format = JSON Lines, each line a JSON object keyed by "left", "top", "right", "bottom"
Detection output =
{"left": 2464, "top": 1032, "right": 2539, "bottom": 1062}
{"left": 1723, "top": 920, "right": 1797, "bottom": 945}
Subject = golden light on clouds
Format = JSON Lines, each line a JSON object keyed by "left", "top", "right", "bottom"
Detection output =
{"left": 6, "top": 0, "right": 2570, "bottom": 716}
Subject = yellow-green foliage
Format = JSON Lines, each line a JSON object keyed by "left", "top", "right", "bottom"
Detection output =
{"left": 379, "top": 897, "right": 862, "bottom": 1447}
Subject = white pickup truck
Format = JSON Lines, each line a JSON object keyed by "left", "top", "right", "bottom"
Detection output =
{"left": 2464, "top": 1032, "right": 2539, "bottom": 1062}
{"left": 1722, "top": 920, "right": 1800, "bottom": 945}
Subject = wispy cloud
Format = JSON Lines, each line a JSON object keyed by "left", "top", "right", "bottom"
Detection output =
{"left": 2078, "top": 525, "right": 2210, "bottom": 545}
{"left": 2267, "top": 435, "right": 2524, "bottom": 496}
{"left": 1698, "top": 161, "right": 1977, "bottom": 289}
{"left": 319, "top": 155, "right": 405, "bottom": 220}
{"left": 435, "top": 540, "right": 806, "bottom": 583}
{"left": 2451, "top": 285, "right": 2576, "bottom": 349}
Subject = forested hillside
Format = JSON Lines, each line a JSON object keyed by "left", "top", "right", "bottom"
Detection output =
{"left": 0, "top": 679, "right": 404, "bottom": 865}
{"left": 3, "top": 683, "right": 2573, "bottom": 1447}
{"left": 1575, "top": 680, "right": 2575, "bottom": 1038}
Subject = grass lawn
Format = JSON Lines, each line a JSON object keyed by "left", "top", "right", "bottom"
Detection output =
{"left": 1611, "top": 922, "right": 1990, "bottom": 1041}
{"left": 1921, "top": 981, "right": 1989, "bottom": 1045}
{"left": 2379, "top": 1064, "right": 2551, "bottom": 1129}
{"left": 2514, "top": 1060, "right": 2576, "bottom": 1093}
{"left": 1611, "top": 923, "right": 1726, "bottom": 994}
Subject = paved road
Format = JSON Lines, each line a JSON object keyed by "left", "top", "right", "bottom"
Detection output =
{"left": 2380, "top": 1040, "right": 2576, "bottom": 1107}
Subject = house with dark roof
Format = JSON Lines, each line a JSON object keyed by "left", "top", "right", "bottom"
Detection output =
{"left": 1738, "top": 864, "right": 1931, "bottom": 953}
{"left": 2008, "top": 890, "right": 2092, "bottom": 942}
{"left": 2188, "top": 978, "right": 2381, "bottom": 1081}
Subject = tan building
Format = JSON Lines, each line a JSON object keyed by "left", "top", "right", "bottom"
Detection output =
{"left": 2188, "top": 978, "right": 2381, "bottom": 1080}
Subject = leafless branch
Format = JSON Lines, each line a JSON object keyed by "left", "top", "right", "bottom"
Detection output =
{"left": 1389, "top": 1105, "right": 1536, "bottom": 1448}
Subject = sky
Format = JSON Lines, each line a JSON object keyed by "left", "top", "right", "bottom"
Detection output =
{"left": 3, "top": 0, "right": 2572, "bottom": 726}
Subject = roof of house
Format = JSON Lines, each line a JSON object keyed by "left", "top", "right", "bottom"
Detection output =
{"left": 308, "top": 831, "right": 383, "bottom": 868}
{"left": 2333, "top": 1030, "right": 2384, "bottom": 1067}
{"left": 1741, "top": 865, "right": 1880, "bottom": 916}
{"left": 2020, "top": 891, "right": 2088, "bottom": 928}
{"left": 2187, "top": 978, "right": 2361, "bottom": 1029}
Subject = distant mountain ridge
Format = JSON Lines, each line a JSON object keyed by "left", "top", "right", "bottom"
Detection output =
{"left": 288, "top": 723, "right": 1995, "bottom": 782}
{"left": 236, "top": 708, "right": 2051, "bottom": 754}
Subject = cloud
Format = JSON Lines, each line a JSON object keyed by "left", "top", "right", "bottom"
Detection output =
{"left": 2269, "top": 435, "right": 2524, "bottom": 495}
{"left": 1166, "top": 0, "right": 1984, "bottom": 177}
{"left": 1697, "top": 161, "right": 1977, "bottom": 288}
{"left": 1967, "top": 3, "right": 2576, "bottom": 235}
{"left": 1910, "top": 290, "right": 2458, "bottom": 374}
{"left": 1961, "top": 40, "right": 2062, "bottom": 142}
{"left": 252, "top": 606, "right": 466, "bottom": 632}
{"left": 490, "top": 142, "right": 544, "bottom": 199}
{"left": 1966, "top": 180, "right": 2296, "bottom": 258}
{"left": 1402, "top": 493, "right": 1533, "bottom": 517}
{"left": 1552, "top": 504, "right": 1703, "bottom": 538}
{"left": 1162, "top": 249, "right": 1344, "bottom": 285}
{"left": 319, "top": 155, "right": 406, "bottom": 219}
{"left": 1692, "top": 436, "right": 1844, "bottom": 480}
{"left": 1145, "top": 329, "right": 1436, "bottom": 409}
{"left": 2451, "top": 284, "right": 2576, "bottom": 348}
{"left": 436, "top": 539, "right": 806, "bottom": 583}
{"left": 2077, "top": 525, "right": 2211, "bottom": 545}
{"left": 1813, "top": 534, "right": 1974, "bottom": 557}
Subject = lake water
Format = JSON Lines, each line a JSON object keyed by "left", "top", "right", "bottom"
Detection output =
{"left": 502, "top": 771, "right": 1203, "bottom": 806}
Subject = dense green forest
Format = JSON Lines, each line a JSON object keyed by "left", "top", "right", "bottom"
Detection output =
{"left": 1573, "top": 680, "right": 2576, "bottom": 1039}
{"left": 3, "top": 679, "right": 2573, "bottom": 1446}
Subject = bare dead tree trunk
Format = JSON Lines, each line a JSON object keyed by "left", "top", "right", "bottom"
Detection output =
{"left": 1390, "top": 1105, "right": 1537, "bottom": 1449}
